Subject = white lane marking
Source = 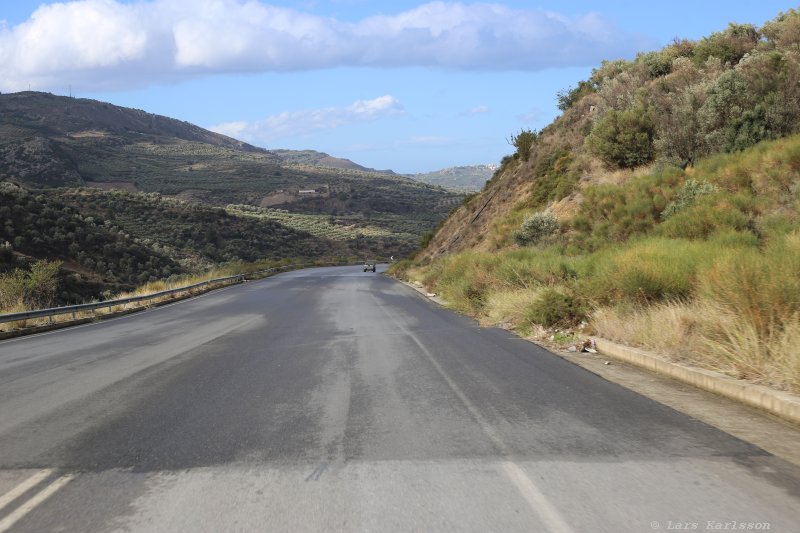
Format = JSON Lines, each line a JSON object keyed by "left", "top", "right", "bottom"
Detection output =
{"left": 0, "top": 474, "right": 75, "bottom": 533}
{"left": 383, "top": 307, "right": 575, "bottom": 533}
{"left": 0, "top": 470, "right": 53, "bottom": 512}
{"left": 501, "top": 462, "right": 574, "bottom": 533}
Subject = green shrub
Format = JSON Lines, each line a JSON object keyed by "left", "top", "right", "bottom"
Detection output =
{"left": 514, "top": 212, "right": 559, "bottom": 246}
{"left": 692, "top": 23, "right": 759, "bottom": 66}
{"left": 556, "top": 80, "right": 596, "bottom": 111}
{"left": 661, "top": 179, "right": 718, "bottom": 218}
{"left": 587, "top": 105, "right": 656, "bottom": 168}
{"left": 418, "top": 230, "right": 435, "bottom": 250}
{"left": 525, "top": 288, "right": 586, "bottom": 327}
{"left": 725, "top": 103, "right": 773, "bottom": 152}
{"left": 639, "top": 50, "right": 673, "bottom": 78}
{"left": 508, "top": 129, "right": 539, "bottom": 162}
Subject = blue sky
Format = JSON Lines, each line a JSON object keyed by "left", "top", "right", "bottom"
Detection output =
{"left": 1, "top": 1, "right": 798, "bottom": 173}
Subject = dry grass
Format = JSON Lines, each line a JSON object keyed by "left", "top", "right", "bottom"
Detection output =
{"left": 0, "top": 268, "right": 252, "bottom": 333}
{"left": 481, "top": 287, "right": 543, "bottom": 327}
{"left": 579, "top": 156, "right": 659, "bottom": 186}
{"left": 592, "top": 300, "right": 800, "bottom": 393}
{"left": 591, "top": 302, "right": 707, "bottom": 361}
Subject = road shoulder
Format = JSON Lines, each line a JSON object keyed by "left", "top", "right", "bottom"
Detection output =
{"left": 396, "top": 277, "right": 800, "bottom": 467}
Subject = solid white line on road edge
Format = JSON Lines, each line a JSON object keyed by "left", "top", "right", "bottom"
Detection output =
{"left": 0, "top": 470, "right": 53, "bottom": 512}
{"left": 0, "top": 474, "right": 75, "bottom": 533}
{"left": 380, "top": 302, "right": 575, "bottom": 533}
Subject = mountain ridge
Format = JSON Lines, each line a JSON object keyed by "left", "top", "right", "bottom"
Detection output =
{"left": 407, "top": 164, "right": 497, "bottom": 192}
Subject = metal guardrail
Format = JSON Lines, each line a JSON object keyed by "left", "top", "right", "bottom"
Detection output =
{"left": 0, "top": 260, "right": 367, "bottom": 326}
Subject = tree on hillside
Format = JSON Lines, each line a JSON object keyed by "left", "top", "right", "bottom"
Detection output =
{"left": 587, "top": 104, "right": 656, "bottom": 168}
{"left": 507, "top": 129, "right": 539, "bottom": 162}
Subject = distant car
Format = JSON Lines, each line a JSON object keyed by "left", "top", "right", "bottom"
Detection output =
{"left": 363, "top": 261, "right": 376, "bottom": 272}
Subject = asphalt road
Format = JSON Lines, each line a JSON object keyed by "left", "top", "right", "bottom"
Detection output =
{"left": 0, "top": 265, "right": 798, "bottom": 532}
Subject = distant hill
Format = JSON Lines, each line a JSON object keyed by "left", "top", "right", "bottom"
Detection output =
{"left": 0, "top": 92, "right": 457, "bottom": 216}
{"left": 408, "top": 164, "right": 497, "bottom": 191}
{"left": 270, "top": 149, "right": 394, "bottom": 174}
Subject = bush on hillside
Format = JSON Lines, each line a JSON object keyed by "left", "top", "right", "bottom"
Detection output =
{"left": 514, "top": 212, "right": 559, "bottom": 246}
{"left": 587, "top": 105, "right": 656, "bottom": 168}
{"left": 692, "top": 23, "right": 760, "bottom": 66}
{"left": 661, "top": 179, "right": 718, "bottom": 218}
{"left": 508, "top": 129, "right": 539, "bottom": 162}
{"left": 557, "top": 80, "right": 596, "bottom": 111}
{"left": 525, "top": 288, "right": 586, "bottom": 327}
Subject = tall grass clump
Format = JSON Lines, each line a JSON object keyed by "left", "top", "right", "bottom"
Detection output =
{"left": 0, "top": 260, "right": 61, "bottom": 313}
{"left": 701, "top": 234, "right": 800, "bottom": 335}
{"left": 579, "top": 238, "right": 722, "bottom": 305}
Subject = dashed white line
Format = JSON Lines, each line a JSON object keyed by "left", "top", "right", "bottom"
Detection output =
{"left": 382, "top": 304, "right": 575, "bottom": 533}
{"left": 0, "top": 474, "right": 75, "bottom": 533}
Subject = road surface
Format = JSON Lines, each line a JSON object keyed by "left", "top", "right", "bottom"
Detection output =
{"left": 0, "top": 265, "right": 798, "bottom": 532}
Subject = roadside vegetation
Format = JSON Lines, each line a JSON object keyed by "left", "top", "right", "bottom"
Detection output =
{"left": 394, "top": 9, "right": 800, "bottom": 394}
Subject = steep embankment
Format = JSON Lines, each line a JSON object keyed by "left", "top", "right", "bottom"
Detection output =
{"left": 400, "top": 10, "right": 800, "bottom": 394}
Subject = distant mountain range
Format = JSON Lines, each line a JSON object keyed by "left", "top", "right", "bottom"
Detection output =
{"left": 269, "top": 150, "right": 495, "bottom": 193}
{"left": 0, "top": 92, "right": 457, "bottom": 213}
{"left": 269, "top": 149, "right": 395, "bottom": 175}
{"left": 406, "top": 165, "right": 497, "bottom": 192}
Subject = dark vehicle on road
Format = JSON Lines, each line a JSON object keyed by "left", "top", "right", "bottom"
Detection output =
{"left": 363, "top": 261, "right": 376, "bottom": 272}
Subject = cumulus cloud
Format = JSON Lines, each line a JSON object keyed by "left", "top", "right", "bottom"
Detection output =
{"left": 0, "top": 0, "right": 650, "bottom": 91}
{"left": 208, "top": 94, "right": 403, "bottom": 142}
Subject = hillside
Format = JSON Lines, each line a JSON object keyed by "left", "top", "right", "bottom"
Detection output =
{"left": 270, "top": 149, "right": 394, "bottom": 174}
{"left": 0, "top": 92, "right": 458, "bottom": 214}
{"left": 0, "top": 183, "right": 344, "bottom": 303}
{"left": 408, "top": 164, "right": 497, "bottom": 191}
{"left": 397, "top": 9, "right": 800, "bottom": 394}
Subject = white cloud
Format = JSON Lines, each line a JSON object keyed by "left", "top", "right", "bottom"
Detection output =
{"left": 462, "top": 105, "right": 490, "bottom": 116}
{"left": 208, "top": 95, "right": 403, "bottom": 143}
{"left": 0, "top": 1, "right": 651, "bottom": 92}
